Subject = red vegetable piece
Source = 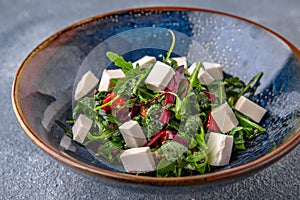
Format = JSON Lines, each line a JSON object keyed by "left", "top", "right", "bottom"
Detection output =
{"left": 112, "top": 97, "right": 125, "bottom": 109}
{"left": 102, "top": 93, "right": 116, "bottom": 113}
{"left": 206, "top": 113, "right": 220, "bottom": 132}
{"left": 112, "top": 148, "right": 121, "bottom": 156}
{"left": 203, "top": 91, "right": 216, "bottom": 103}
{"left": 115, "top": 107, "right": 130, "bottom": 122}
{"left": 180, "top": 77, "right": 190, "bottom": 98}
{"left": 144, "top": 130, "right": 177, "bottom": 147}
{"left": 102, "top": 93, "right": 125, "bottom": 113}
{"left": 172, "top": 135, "right": 190, "bottom": 148}
{"left": 159, "top": 66, "right": 185, "bottom": 125}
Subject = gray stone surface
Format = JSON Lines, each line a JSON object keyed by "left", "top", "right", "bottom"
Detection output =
{"left": 0, "top": 0, "right": 299, "bottom": 199}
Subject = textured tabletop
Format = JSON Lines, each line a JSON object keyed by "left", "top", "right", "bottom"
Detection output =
{"left": 0, "top": 0, "right": 299, "bottom": 199}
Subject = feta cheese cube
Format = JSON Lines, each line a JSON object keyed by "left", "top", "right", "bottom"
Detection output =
{"left": 211, "top": 102, "right": 239, "bottom": 133}
{"left": 207, "top": 132, "right": 233, "bottom": 166}
{"left": 171, "top": 57, "right": 187, "bottom": 68}
{"left": 145, "top": 61, "right": 175, "bottom": 91}
{"left": 203, "top": 62, "right": 223, "bottom": 80}
{"left": 198, "top": 67, "right": 215, "bottom": 85}
{"left": 187, "top": 62, "right": 197, "bottom": 76}
{"left": 59, "top": 135, "right": 76, "bottom": 152}
{"left": 120, "top": 147, "right": 156, "bottom": 172}
{"left": 132, "top": 55, "right": 156, "bottom": 69}
{"left": 74, "top": 71, "right": 99, "bottom": 100}
{"left": 187, "top": 62, "right": 215, "bottom": 85}
{"left": 119, "top": 120, "right": 147, "bottom": 148}
{"left": 98, "top": 69, "right": 125, "bottom": 92}
{"left": 72, "top": 114, "right": 93, "bottom": 144}
{"left": 234, "top": 95, "right": 267, "bottom": 123}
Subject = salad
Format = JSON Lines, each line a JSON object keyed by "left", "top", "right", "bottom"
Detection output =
{"left": 57, "top": 30, "right": 267, "bottom": 177}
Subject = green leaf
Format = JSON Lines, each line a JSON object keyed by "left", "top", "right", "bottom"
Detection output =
{"left": 112, "top": 65, "right": 152, "bottom": 97}
{"left": 207, "top": 81, "right": 226, "bottom": 104}
{"left": 238, "top": 72, "right": 263, "bottom": 98}
{"left": 188, "top": 62, "right": 203, "bottom": 93}
{"left": 224, "top": 77, "right": 245, "bottom": 98}
{"left": 159, "top": 141, "right": 188, "bottom": 162}
{"left": 185, "top": 151, "right": 208, "bottom": 174}
{"left": 55, "top": 120, "right": 73, "bottom": 138}
{"left": 142, "top": 103, "right": 164, "bottom": 139}
{"left": 195, "top": 126, "right": 206, "bottom": 148}
{"left": 106, "top": 51, "right": 133, "bottom": 73}
{"left": 73, "top": 96, "right": 97, "bottom": 119}
{"left": 176, "top": 92, "right": 200, "bottom": 120}
{"left": 181, "top": 115, "right": 202, "bottom": 139}
{"left": 229, "top": 127, "right": 246, "bottom": 150}
{"left": 96, "top": 139, "right": 123, "bottom": 163}
{"left": 156, "top": 157, "right": 176, "bottom": 177}
{"left": 235, "top": 111, "right": 266, "bottom": 133}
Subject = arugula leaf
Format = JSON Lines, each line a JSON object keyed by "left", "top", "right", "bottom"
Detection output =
{"left": 184, "top": 115, "right": 202, "bottom": 134}
{"left": 167, "top": 58, "right": 179, "bottom": 68}
{"left": 224, "top": 77, "right": 245, "bottom": 97}
{"left": 185, "top": 126, "right": 209, "bottom": 174}
{"left": 195, "top": 126, "right": 206, "bottom": 149}
{"left": 174, "top": 92, "right": 200, "bottom": 120}
{"left": 194, "top": 89, "right": 212, "bottom": 111}
{"left": 142, "top": 104, "right": 164, "bottom": 139}
{"left": 96, "top": 139, "right": 123, "bottom": 163}
{"left": 228, "top": 127, "right": 246, "bottom": 150}
{"left": 73, "top": 96, "right": 97, "bottom": 119}
{"left": 235, "top": 111, "right": 266, "bottom": 133}
{"left": 106, "top": 52, "right": 133, "bottom": 73}
{"left": 159, "top": 141, "right": 188, "bottom": 163}
{"left": 113, "top": 66, "right": 152, "bottom": 97}
{"left": 188, "top": 62, "right": 203, "bottom": 93}
{"left": 156, "top": 157, "right": 176, "bottom": 177}
{"left": 238, "top": 72, "right": 263, "bottom": 98}
{"left": 185, "top": 151, "right": 208, "bottom": 174}
{"left": 207, "top": 81, "right": 226, "bottom": 105}
{"left": 55, "top": 120, "right": 73, "bottom": 138}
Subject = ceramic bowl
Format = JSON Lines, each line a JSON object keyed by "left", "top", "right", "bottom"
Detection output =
{"left": 12, "top": 7, "right": 299, "bottom": 187}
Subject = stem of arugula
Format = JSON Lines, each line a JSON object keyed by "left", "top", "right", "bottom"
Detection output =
{"left": 238, "top": 72, "right": 263, "bottom": 98}
{"left": 94, "top": 94, "right": 121, "bottom": 111}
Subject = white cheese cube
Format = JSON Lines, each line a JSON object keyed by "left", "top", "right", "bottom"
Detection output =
{"left": 198, "top": 67, "right": 215, "bottom": 85}
{"left": 187, "top": 62, "right": 215, "bottom": 85}
{"left": 132, "top": 55, "right": 156, "bottom": 69}
{"left": 119, "top": 120, "right": 147, "bottom": 148}
{"left": 120, "top": 147, "right": 156, "bottom": 172}
{"left": 171, "top": 57, "right": 187, "bottom": 68}
{"left": 145, "top": 61, "right": 175, "bottom": 91}
{"left": 72, "top": 114, "right": 93, "bottom": 144}
{"left": 74, "top": 71, "right": 99, "bottom": 100}
{"left": 234, "top": 95, "right": 267, "bottom": 123}
{"left": 211, "top": 102, "right": 239, "bottom": 133}
{"left": 187, "top": 62, "right": 197, "bottom": 76}
{"left": 98, "top": 69, "right": 125, "bottom": 92}
{"left": 207, "top": 132, "right": 233, "bottom": 166}
{"left": 203, "top": 62, "right": 223, "bottom": 80}
{"left": 59, "top": 135, "right": 76, "bottom": 152}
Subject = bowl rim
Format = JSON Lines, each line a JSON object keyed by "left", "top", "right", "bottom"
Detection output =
{"left": 12, "top": 6, "right": 300, "bottom": 186}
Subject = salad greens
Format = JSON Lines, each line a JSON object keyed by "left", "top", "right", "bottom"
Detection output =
{"left": 57, "top": 30, "right": 266, "bottom": 177}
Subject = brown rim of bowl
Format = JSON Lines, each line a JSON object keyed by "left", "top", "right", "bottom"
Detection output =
{"left": 12, "top": 6, "right": 300, "bottom": 186}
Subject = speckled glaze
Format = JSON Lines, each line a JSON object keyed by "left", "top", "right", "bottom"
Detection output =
{"left": 12, "top": 7, "right": 300, "bottom": 187}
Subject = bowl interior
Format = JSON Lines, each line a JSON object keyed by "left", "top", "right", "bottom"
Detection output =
{"left": 13, "top": 8, "right": 300, "bottom": 184}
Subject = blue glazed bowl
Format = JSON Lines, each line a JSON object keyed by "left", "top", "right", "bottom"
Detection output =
{"left": 12, "top": 7, "right": 299, "bottom": 187}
